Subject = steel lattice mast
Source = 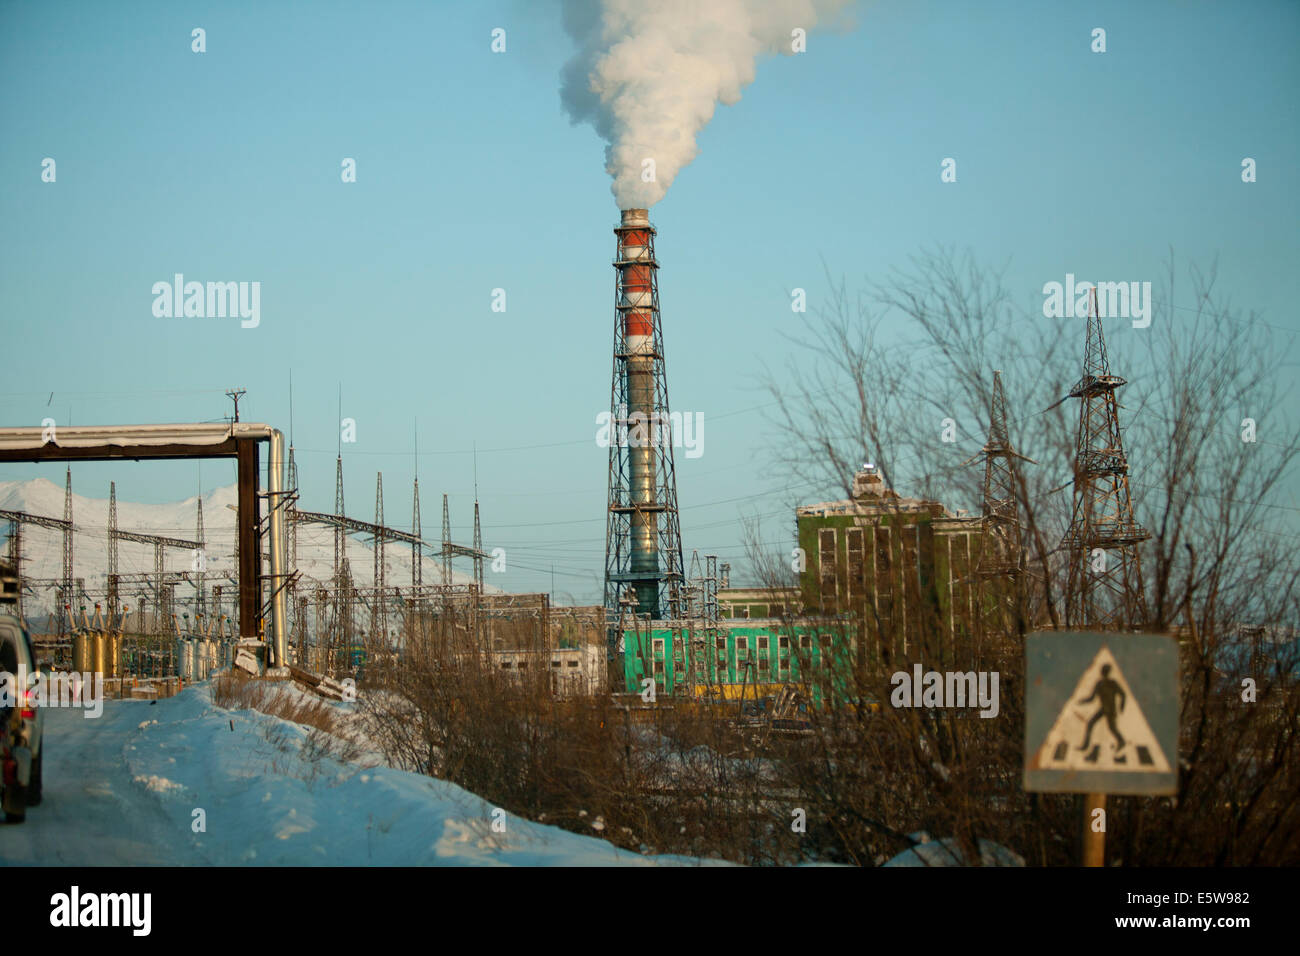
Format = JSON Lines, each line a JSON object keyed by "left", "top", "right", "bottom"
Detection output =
{"left": 412, "top": 426, "right": 422, "bottom": 593}
{"left": 195, "top": 490, "right": 206, "bottom": 619}
{"left": 108, "top": 481, "right": 120, "bottom": 617}
{"left": 603, "top": 208, "right": 685, "bottom": 638}
{"left": 411, "top": 476, "right": 422, "bottom": 590}
{"left": 976, "top": 371, "right": 1031, "bottom": 577}
{"left": 1061, "top": 287, "right": 1149, "bottom": 629}
{"left": 372, "top": 472, "right": 385, "bottom": 644}
{"left": 287, "top": 442, "right": 298, "bottom": 641}
{"left": 62, "top": 467, "right": 73, "bottom": 633}
{"left": 441, "top": 493, "right": 451, "bottom": 587}
{"left": 333, "top": 454, "right": 353, "bottom": 664}
{"left": 472, "top": 499, "right": 483, "bottom": 594}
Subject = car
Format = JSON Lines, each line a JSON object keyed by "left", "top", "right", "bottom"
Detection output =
{"left": 0, "top": 563, "right": 44, "bottom": 823}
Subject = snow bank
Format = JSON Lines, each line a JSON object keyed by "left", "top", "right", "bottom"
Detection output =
{"left": 120, "top": 685, "right": 720, "bottom": 866}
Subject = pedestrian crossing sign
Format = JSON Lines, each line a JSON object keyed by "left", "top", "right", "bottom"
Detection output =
{"left": 1025, "top": 632, "right": 1178, "bottom": 795}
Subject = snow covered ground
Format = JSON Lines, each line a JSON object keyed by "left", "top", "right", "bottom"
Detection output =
{"left": 0, "top": 684, "right": 716, "bottom": 866}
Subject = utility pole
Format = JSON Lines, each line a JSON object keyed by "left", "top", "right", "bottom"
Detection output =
{"left": 225, "top": 387, "right": 246, "bottom": 423}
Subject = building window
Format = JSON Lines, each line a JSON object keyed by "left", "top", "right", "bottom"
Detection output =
{"left": 567, "top": 660, "right": 579, "bottom": 668}
{"left": 551, "top": 659, "right": 561, "bottom": 668}
{"left": 500, "top": 661, "right": 512, "bottom": 669}
{"left": 779, "top": 636, "right": 790, "bottom": 650}
{"left": 736, "top": 637, "right": 748, "bottom": 652}
{"left": 654, "top": 660, "right": 664, "bottom": 674}
{"left": 715, "top": 637, "right": 726, "bottom": 652}
{"left": 653, "top": 638, "right": 665, "bottom": 656}
{"left": 758, "top": 659, "right": 769, "bottom": 673}
{"left": 846, "top": 527, "right": 865, "bottom": 601}
{"left": 740, "top": 607, "right": 750, "bottom": 619}
{"left": 758, "top": 636, "right": 769, "bottom": 651}
{"left": 819, "top": 527, "right": 838, "bottom": 605}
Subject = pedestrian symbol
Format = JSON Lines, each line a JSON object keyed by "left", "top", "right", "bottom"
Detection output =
{"left": 1024, "top": 632, "right": 1178, "bottom": 795}
{"left": 1031, "top": 647, "right": 1171, "bottom": 773}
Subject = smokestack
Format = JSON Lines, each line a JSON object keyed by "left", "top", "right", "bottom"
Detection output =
{"left": 605, "top": 208, "right": 684, "bottom": 630}
{"left": 620, "top": 208, "right": 656, "bottom": 614}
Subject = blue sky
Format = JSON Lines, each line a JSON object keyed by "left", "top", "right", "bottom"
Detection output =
{"left": 2, "top": 0, "right": 1297, "bottom": 603}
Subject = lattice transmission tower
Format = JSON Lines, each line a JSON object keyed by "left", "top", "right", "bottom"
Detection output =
{"left": 967, "top": 370, "right": 1035, "bottom": 652}
{"left": 1061, "top": 288, "right": 1149, "bottom": 629}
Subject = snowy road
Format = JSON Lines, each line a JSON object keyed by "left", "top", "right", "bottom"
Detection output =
{"left": 0, "top": 686, "right": 711, "bottom": 866}
{"left": 0, "top": 697, "right": 206, "bottom": 865}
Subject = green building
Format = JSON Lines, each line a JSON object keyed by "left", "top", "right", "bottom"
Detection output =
{"left": 621, "top": 620, "right": 854, "bottom": 705}
{"left": 794, "top": 467, "right": 985, "bottom": 668}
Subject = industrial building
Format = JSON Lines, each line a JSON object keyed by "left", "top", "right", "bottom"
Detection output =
{"left": 482, "top": 595, "right": 607, "bottom": 697}
{"left": 620, "top": 466, "right": 1003, "bottom": 701}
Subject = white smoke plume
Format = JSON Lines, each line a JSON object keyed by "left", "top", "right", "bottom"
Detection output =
{"left": 561, "top": 0, "right": 851, "bottom": 209}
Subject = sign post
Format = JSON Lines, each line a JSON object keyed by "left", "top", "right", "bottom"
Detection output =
{"left": 1024, "top": 632, "right": 1179, "bottom": 866}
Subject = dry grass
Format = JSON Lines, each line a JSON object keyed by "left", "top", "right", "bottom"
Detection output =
{"left": 357, "top": 639, "right": 811, "bottom": 863}
{"left": 212, "top": 669, "right": 349, "bottom": 738}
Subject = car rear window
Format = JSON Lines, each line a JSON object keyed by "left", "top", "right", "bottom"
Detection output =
{"left": 0, "top": 637, "right": 18, "bottom": 675}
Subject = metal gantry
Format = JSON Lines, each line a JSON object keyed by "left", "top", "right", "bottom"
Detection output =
{"left": 109, "top": 523, "right": 203, "bottom": 633}
{"left": 1, "top": 507, "right": 72, "bottom": 624}
{"left": 682, "top": 550, "right": 721, "bottom": 692}
{"left": 289, "top": 471, "right": 490, "bottom": 671}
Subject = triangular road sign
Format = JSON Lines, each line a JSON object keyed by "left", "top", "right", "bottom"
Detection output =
{"left": 1030, "top": 645, "right": 1171, "bottom": 773}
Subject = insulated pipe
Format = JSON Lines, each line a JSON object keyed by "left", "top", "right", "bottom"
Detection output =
{"left": 230, "top": 423, "right": 289, "bottom": 669}
{"left": 266, "top": 427, "right": 288, "bottom": 669}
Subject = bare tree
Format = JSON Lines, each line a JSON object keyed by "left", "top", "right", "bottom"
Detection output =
{"left": 754, "top": 248, "right": 1300, "bottom": 865}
